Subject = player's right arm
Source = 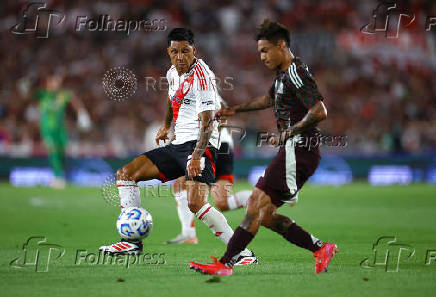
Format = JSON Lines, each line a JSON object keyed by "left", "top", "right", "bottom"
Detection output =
{"left": 70, "top": 94, "right": 92, "bottom": 131}
{"left": 216, "top": 94, "right": 273, "bottom": 118}
{"left": 155, "top": 97, "right": 172, "bottom": 145}
{"left": 156, "top": 68, "right": 174, "bottom": 145}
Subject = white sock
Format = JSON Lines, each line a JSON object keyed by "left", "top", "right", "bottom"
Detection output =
{"left": 116, "top": 180, "right": 140, "bottom": 209}
{"left": 227, "top": 190, "right": 251, "bottom": 210}
{"left": 174, "top": 190, "right": 196, "bottom": 237}
{"left": 196, "top": 203, "right": 234, "bottom": 244}
{"left": 196, "top": 203, "right": 251, "bottom": 256}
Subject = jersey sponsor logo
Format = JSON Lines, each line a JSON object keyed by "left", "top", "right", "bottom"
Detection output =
{"left": 169, "top": 96, "right": 192, "bottom": 105}
{"left": 170, "top": 95, "right": 182, "bottom": 104}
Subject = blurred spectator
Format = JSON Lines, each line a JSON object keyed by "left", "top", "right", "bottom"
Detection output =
{"left": 1, "top": 0, "right": 435, "bottom": 157}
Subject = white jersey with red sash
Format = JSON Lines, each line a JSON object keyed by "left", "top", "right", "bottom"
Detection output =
{"left": 166, "top": 58, "right": 221, "bottom": 148}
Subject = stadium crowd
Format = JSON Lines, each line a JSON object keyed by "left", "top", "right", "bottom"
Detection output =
{"left": 1, "top": 0, "right": 435, "bottom": 157}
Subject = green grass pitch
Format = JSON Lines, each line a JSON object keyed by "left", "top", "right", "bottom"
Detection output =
{"left": 1, "top": 182, "right": 436, "bottom": 297}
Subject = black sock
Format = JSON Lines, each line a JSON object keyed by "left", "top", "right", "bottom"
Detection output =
{"left": 282, "top": 223, "right": 322, "bottom": 252}
{"left": 220, "top": 227, "right": 254, "bottom": 265}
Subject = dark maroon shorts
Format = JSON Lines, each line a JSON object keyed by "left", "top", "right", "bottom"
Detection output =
{"left": 256, "top": 138, "right": 321, "bottom": 207}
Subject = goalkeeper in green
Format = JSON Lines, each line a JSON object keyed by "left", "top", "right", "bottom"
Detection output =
{"left": 34, "top": 74, "right": 91, "bottom": 188}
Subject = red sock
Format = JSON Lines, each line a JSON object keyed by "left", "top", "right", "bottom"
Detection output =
{"left": 220, "top": 227, "right": 254, "bottom": 265}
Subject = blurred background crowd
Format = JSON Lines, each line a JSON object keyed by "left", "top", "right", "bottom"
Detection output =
{"left": 1, "top": 0, "right": 435, "bottom": 158}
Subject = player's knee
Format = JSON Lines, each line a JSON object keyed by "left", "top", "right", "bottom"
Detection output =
{"left": 116, "top": 164, "right": 141, "bottom": 182}
{"left": 173, "top": 177, "right": 185, "bottom": 193}
{"left": 275, "top": 217, "right": 293, "bottom": 234}
{"left": 211, "top": 188, "right": 229, "bottom": 211}
{"left": 242, "top": 195, "right": 261, "bottom": 225}
{"left": 241, "top": 211, "right": 260, "bottom": 230}
{"left": 116, "top": 166, "right": 132, "bottom": 181}
{"left": 246, "top": 193, "right": 261, "bottom": 214}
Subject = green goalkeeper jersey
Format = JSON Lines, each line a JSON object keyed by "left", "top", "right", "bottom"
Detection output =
{"left": 34, "top": 89, "right": 72, "bottom": 144}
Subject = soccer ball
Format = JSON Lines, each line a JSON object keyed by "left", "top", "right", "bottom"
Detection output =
{"left": 116, "top": 207, "right": 153, "bottom": 240}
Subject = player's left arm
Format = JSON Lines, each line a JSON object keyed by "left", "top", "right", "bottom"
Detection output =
{"left": 288, "top": 101, "right": 327, "bottom": 136}
{"left": 187, "top": 70, "right": 217, "bottom": 178}
{"left": 288, "top": 65, "right": 327, "bottom": 137}
{"left": 193, "top": 110, "right": 214, "bottom": 159}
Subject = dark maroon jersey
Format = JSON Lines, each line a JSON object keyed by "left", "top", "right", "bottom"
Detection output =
{"left": 269, "top": 57, "right": 324, "bottom": 134}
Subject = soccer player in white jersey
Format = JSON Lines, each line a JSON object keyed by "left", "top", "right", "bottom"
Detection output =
{"left": 167, "top": 98, "right": 251, "bottom": 244}
{"left": 99, "top": 28, "right": 257, "bottom": 265}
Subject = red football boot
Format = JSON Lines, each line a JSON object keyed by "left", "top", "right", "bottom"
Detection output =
{"left": 313, "top": 242, "right": 338, "bottom": 273}
{"left": 189, "top": 257, "right": 233, "bottom": 275}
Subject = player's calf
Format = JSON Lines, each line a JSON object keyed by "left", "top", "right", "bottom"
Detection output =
{"left": 210, "top": 180, "right": 231, "bottom": 211}
{"left": 240, "top": 189, "right": 271, "bottom": 234}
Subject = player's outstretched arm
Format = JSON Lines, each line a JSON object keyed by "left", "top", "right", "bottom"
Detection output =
{"left": 187, "top": 110, "right": 213, "bottom": 178}
{"left": 216, "top": 94, "right": 273, "bottom": 118}
{"left": 287, "top": 100, "right": 327, "bottom": 137}
{"left": 70, "top": 95, "right": 92, "bottom": 131}
{"left": 155, "top": 98, "right": 173, "bottom": 145}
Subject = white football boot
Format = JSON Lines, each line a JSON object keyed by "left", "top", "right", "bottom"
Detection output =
{"left": 166, "top": 234, "right": 198, "bottom": 244}
{"left": 99, "top": 240, "right": 143, "bottom": 255}
{"left": 232, "top": 250, "right": 258, "bottom": 266}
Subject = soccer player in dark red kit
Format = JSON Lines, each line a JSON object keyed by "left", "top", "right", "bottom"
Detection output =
{"left": 189, "top": 19, "right": 337, "bottom": 275}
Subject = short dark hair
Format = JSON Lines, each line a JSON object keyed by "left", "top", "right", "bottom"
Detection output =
{"left": 167, "top": 28, "right": 195, "bottom": 47}
{"left": 255, "top": 19, "right": 290, "bottom": 47}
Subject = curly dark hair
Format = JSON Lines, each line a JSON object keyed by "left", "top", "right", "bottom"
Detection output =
{"left": 255, "top": 19, "right": 290, "bottom": 47}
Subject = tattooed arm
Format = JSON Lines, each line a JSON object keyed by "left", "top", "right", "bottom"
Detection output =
{"left": 155, "top": 98, "right": 173, "bottom": 145}
{"left": 188, "top": 110, "right": 214, "bottom": 178}
{"left": 287, "top": 101, "right": 327, "bottom": 137}
{"left": 192, "top": 110, "right": 213, "bottom": 159}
